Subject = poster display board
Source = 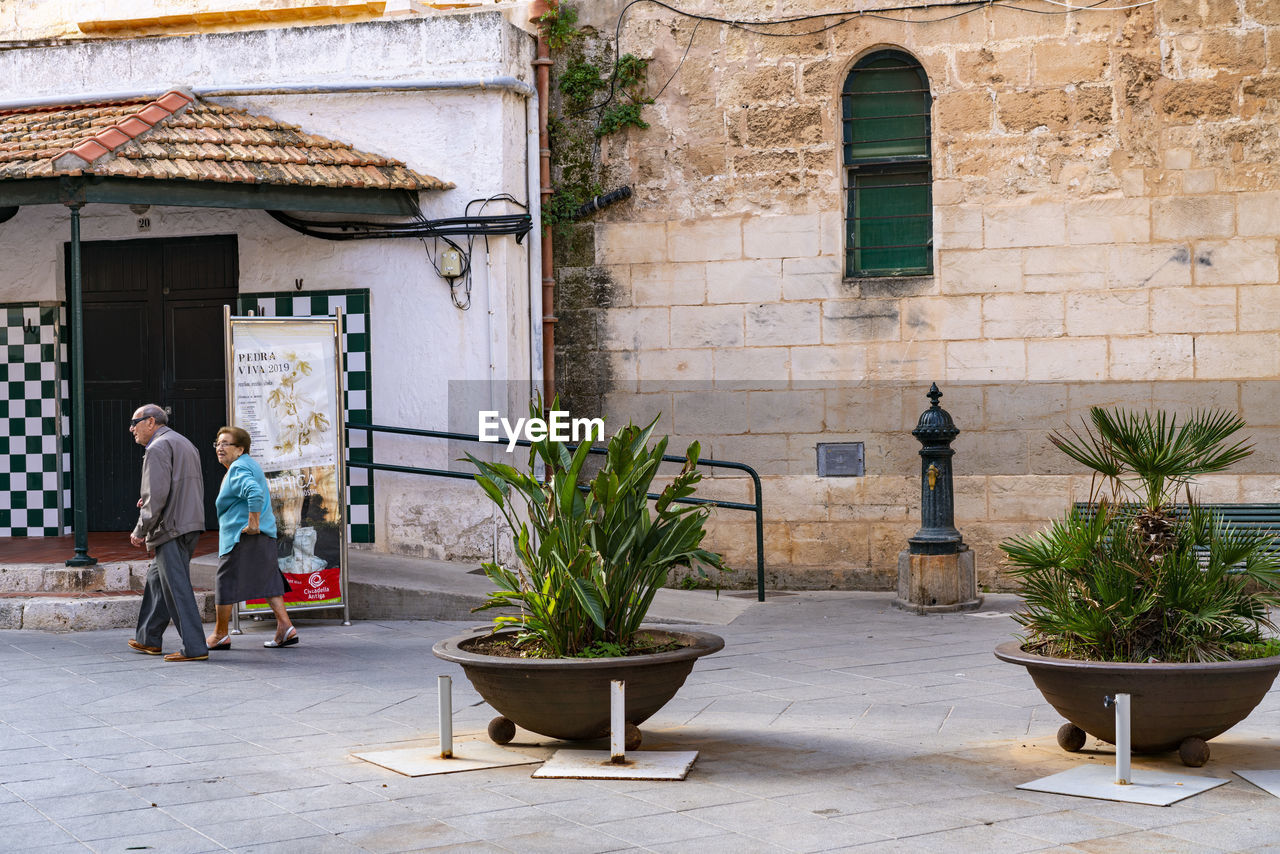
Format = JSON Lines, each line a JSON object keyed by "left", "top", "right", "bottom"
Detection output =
{"left": 224, "top": 310, "right": 349, "bottom": 625}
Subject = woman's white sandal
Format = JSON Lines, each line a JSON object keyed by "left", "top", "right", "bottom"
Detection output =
{"left": 264, "top": 626, "right": 298, "bottom": 648}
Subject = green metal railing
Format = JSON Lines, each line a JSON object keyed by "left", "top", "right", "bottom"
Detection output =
{"left": 345, "top": 422, "right": 767, "bottom": 601}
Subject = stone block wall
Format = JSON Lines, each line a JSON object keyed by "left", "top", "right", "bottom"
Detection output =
{"left": 558, "top": 0, "right": 1280, "bottom": 590}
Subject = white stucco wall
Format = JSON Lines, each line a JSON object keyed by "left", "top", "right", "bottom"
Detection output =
{"left": 0, "top": 13, "right": 538, "bottom": 559}
{"left": 0, "top": 1, "right": 536, "bottom": 45}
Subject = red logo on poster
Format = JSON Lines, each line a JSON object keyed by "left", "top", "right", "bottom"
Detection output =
{"left": 278, "top": 566, "right": 341, "bottom": 605}
{"left": 246, "top": 566, "right": 341, "bottom": 610}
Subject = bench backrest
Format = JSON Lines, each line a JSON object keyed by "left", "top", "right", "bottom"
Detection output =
{"left": 1070, "top": 502, "right": 1280, "bottom": 553}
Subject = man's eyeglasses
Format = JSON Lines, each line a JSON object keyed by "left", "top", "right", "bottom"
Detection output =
{"left": 129, "top": 416, "right": 152, "bottom": 427}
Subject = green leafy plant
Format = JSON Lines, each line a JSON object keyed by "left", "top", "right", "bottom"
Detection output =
{"left": 536, "top": 1, "right": 580, "bottom": 51}
{"left": 1002, "top": 407, "right": 1280, "bottom": 663}
{"left": 577, "top": 641, "right": 627, "bottom": 659}
{"left": 595, "top": 53, "right": 653, "bottom": 137}
{"left": 1051, "top": 407, "right": 1252, "bottom": 552}
{"left": 596, "top": 103, "right": 649, "bottom": 137}
{"left": 559, "top": 58, "right": 607, "bottom": 108}
{"left": 538, "top": 8, "right": 651, "bottom": 230}
{"left": 541, "top": 181, "right": 600, "bottom": 228}
{"left": 554, "top": 53, "right": 652, "bottom": 138}
{"left": 466, "top": 398, "right": 725, "bottom": 658}
{"left": 614, "top": 53, "right": 649, "bottom": 91}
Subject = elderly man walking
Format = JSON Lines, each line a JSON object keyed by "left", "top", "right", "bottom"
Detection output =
{"left": 127, "top": 404, "right": 209, "bottom": 662}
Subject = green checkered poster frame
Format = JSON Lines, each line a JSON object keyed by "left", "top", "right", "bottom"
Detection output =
{"left": 238, "top": 290, "right": 374, "bottom": 544}
{"left": 0, "top": 302, "right": 66, "bottom": 537}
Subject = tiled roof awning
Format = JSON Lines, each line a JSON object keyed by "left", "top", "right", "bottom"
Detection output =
{"left": 0, "top": 89, "right": 451, "bottom": 200}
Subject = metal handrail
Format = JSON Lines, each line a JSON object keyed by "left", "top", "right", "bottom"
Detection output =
{"left": 345, "top": 421, "right": 766, "bottom": 601}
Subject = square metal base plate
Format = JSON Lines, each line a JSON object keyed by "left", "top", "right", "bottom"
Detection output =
{"left": 1018, "top": 764, "right": 1229, "bottom": 806}
{"left": 352, "top": 741, "right": 543, "bottom": 777}
{"left": 1234, "top": 769, "right": 1280, "bottom": 797}
{"left": 532, "top": 749, "right": 699, "bottom": 780}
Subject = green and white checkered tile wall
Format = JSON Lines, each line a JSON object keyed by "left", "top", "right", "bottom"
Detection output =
{"left": 1, "top": 293, "right": 375, "bottom": 541}
{"left": 239, "top": 290, "right": 374, "bottom": 544}
{"left": 0, "top": 303, "right": 66, "bottom": 537}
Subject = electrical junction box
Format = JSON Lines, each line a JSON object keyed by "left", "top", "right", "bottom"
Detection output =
{"left": 440, "top": 248, "right": 463, "bottom": 278}
{"left": 817, "top": 442, "right": 864, "bottom": 477}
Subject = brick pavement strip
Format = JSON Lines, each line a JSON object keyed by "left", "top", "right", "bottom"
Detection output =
{"left": 1, "top": 593, "right": 1279, "bottom": 853}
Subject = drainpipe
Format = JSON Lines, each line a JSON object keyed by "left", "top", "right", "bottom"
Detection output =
{"left": 531, "top": 0, "right": 555, "bottom": 406}
{"left": 0, "top": 78, "right": 537, "bottom": 111}
{"left": 527, "top": 82, "right": 544, "bottom": 402}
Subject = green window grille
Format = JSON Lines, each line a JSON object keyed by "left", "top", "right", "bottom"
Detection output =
{"left": 843, "top": 50, "right": 932, "bottom": 277}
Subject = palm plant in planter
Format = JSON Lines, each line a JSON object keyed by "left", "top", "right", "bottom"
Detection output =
{"left": 995, "top": 407, "right": 1280, "bottom": 766}
{"left": 433, "top": 401, "right": 726, "bottom": 745}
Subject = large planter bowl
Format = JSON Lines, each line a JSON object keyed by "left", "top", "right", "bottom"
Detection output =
{"left": 996, "top": 640, "right": 1280, "bottom": 762}
{"left": 433, "top": 628, "right": 724, "bottom": 743}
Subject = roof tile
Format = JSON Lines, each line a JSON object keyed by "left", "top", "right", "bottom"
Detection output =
{"left": 117, "top": 116, "right": 152, "bottom": 137}
{"left": 0, "top": 89, "right": 450, "bottom": 192}
{"left": 70, "top": 140, "right": 109, "bottom": 161}
{"left": 95, "top": 127, "right": 131, "bottom": 149}
{"left": 137, "top": 104, "right": 172, "bottom": 125}
{"left": 155, "top": 91, "right": 194, "bottom": 112}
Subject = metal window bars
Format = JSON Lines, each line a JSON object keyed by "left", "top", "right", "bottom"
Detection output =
{"left": 843, "top": 52, "right": 932, "bottom": 276}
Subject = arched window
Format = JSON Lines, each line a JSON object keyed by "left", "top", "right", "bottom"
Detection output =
{"left": 842, "top": 50, "right": 932, "bottom": 277}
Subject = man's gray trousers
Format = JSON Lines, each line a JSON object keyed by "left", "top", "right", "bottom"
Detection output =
{"left": 134, "top": 532, "right": 208, "bottom": 658}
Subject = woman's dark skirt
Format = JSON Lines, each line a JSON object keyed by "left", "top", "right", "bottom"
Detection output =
{"left": 215, "top": 533, "right": 291, "bottom": 605}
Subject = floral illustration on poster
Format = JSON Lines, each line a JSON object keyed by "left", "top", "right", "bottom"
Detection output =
{"left": 234, "top": 340, "right": 335, "bottom": 472}
{"left": 267, "top": 351, "right": 332, "bottom": 461}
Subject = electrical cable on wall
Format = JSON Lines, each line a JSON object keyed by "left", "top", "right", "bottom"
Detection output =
{"left": 419, "top": 231, "right": 473, "bottom": 309}
{"left": 267, "top": 196, "right": 531, "bottom": 311}
{"left": 578, "top": 0, "right": 1160, "bottom": 122}
{"left": 265, "top": 209, "right": 531, "bottom": 241}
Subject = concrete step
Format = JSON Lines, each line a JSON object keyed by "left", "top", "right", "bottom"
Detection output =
{"left": 0, "top": 561, "right": 149, "bottom": 594}
{"left": 345, "top": 549, "right": 758, "bottom": 625}
{"left": 0, "top": 557, "right": 210, "bottom": 631}
{"left": 194, "top": 547, "right": 759, "bottom": 626}
{"left": 0, "top": 549, "right": 757, "bottom": 631}
{"left": 0, "top": 590, "right": 216, "bottom": 631}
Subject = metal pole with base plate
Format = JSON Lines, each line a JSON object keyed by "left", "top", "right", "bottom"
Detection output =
{"left": 1106, "top": 693, "right": 1131, "bottom": 785}
{"left": 610, "top": 680, "right": 625, "bottom": 764}
{"left": 1017, "top": 691, "right": 1229, "bottom": 806}
{"left": 351, "top": 672, "right": 539, "bottom": 776}
{"left": 439, "top": 675, "right": 453, "bottom": 759}
{"left": 533, "top": 679, "right": 700, "bottom": 780}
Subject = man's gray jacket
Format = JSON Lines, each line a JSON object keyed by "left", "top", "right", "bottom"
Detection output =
{"left": 133, "top": 425, "right": 205, "bottom": 549}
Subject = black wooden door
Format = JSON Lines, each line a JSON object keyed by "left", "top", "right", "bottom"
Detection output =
{"left": 75, "top": 235, "right": 237, "bottom": 530}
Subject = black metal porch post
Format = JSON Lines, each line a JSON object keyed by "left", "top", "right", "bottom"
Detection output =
{"left": 65, "top": 203, "right": 96, "bottom": 567}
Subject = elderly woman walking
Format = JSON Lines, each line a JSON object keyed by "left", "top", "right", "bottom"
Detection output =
{"left": 206, "top": 426, "right": 299, "bottom": 650}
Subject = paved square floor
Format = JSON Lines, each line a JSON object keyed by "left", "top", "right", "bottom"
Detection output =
{"left": 3, "top": 592, "right": 1280, "bottom": 852}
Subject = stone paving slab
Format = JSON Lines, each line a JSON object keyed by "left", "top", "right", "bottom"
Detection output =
{"left": 1, "top": 592, "right": 1279, "bottom": 852}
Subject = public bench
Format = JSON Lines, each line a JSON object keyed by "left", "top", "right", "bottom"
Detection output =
{"left": 1072, "top": 502, "right": 1280, "bottom": 558}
